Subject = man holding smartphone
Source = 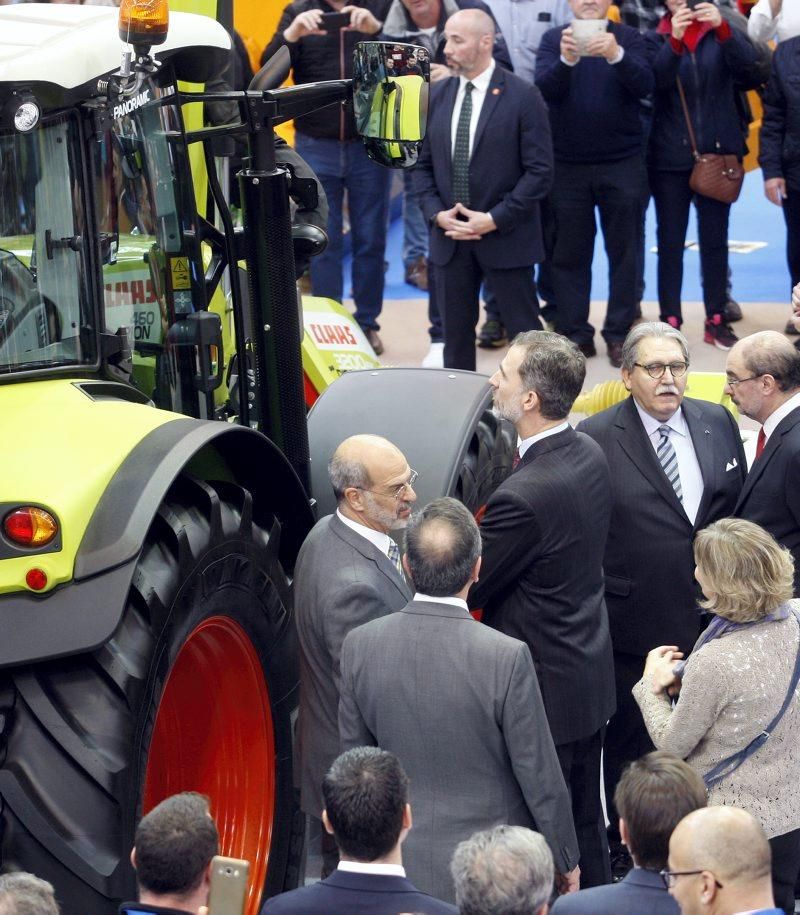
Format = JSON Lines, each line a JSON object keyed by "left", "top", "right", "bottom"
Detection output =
{"left": 119, "top": 793, "right": 218, "bottom": 915}
{"left": 262, "top": 0, "right": 392, "bottom": 355}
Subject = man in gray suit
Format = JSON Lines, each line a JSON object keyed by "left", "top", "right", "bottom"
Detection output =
{"left": 339, "top": 498, "right": 579, "bottom": 904}
{"left": 551, "top": 752, "right": 707, "bottom": 914}
{"left": 294, "top": 434, "right": 415, "bottom": 875}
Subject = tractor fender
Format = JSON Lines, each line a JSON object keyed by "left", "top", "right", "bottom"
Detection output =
{"left": 0, "top": 421, "right": 313, "bottom": 668}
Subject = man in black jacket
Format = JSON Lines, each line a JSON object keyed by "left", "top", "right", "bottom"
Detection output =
{"left": 262, "top": 0, "right": 392, "bottom": 354}
{"left": 469, "top": 330, "right": 615, "bottom": 888}
{"left": 535, "top": 0, "right": 653, "bottom": 367}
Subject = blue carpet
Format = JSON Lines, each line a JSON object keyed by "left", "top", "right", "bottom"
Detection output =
{"left": 349, "top": 170, "right": 790, "bottom": 304}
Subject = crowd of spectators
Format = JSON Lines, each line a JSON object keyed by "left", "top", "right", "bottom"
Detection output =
{"left": 259, "top": 0, "right": 799, "bottom": 368}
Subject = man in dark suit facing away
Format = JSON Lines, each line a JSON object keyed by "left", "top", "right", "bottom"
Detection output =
{"left": 412, "top": 8, "right": 553, "bottom": 370}
{"left": 726, "top": 331, "right": 800, "bottom": 592}
{"left": 339, "top": 498, "right": 579, "bottom": 904}
{"left": 551, "top": 752, "right": 707, "bottom": 914}
{"left": 469, "top": 330, "right": 616, "bottom": 888}
{"left": 293, "top": 435, "right": 415, "bottom": 876}
{"left": 261, "top": 747, "right": 457, "bottom": 914}
{"left": 576, "top": 322, "right": 746, "bottom": 868}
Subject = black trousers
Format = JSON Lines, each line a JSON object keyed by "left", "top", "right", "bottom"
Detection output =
{"left": 782, "top": 184, "right": 800, "bottom": 292}
{"left": 769, "top": 827, "right": 800, "bottom": 914}
{"left": 549, "top": 156, "right": 644, "bottom": 345}
{"left": 433, "top": 243, "right": 541, "bottom": 371}
{"left": 603, "top": 651, "right": 654, "bottom": 846}
{"left": 556, "top": 727, "right": 612, "bottom": 888}
{"left": 649, "top": 168, "right": 731, "bottom": 323}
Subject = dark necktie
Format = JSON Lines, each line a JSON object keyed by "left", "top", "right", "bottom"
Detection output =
{"left": 657, "top": 424, "right": 683, "bottom": 502}
{"left": 452, "top": 81, "right": 474, "bottom": 206}
{"left": 511, "top": 447, "right": 521, "bottom": 471}
{"left": 755, "top": 426, "right": 767, "bottom": 460}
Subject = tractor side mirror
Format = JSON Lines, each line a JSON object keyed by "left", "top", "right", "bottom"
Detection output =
{"left": 352, "top": 42, "right": 429, "bottom": 168}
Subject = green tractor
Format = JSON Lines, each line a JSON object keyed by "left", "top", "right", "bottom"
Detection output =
{"left": 0, "top": 2, "right": 514, "bottom": 912}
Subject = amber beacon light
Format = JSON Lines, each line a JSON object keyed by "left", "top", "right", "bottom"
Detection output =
{"left": 118, "top": 0, "right": 169, "bottom": 50}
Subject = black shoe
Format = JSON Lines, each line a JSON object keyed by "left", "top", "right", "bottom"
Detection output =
{"left": 610, "top": 846, "right": 633, "bottom": 883}
{"left": 477, "top": 319, "right": 509, "bottom": 349}
{"left": 607, "top": 341, "right": 624, "bottom": 368}
{"left": 577, "top": 341, "right": 597, "bottom": 358}
{"left": 725, "top": 298, "right": 743, "bottom": 323}
{"left": 364, "top": 328, "right": 384, "bottom": 356}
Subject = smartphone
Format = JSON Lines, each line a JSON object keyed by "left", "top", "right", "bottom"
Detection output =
{"left": 320, "top": 10, "right": 351, "bottom": 30}
{"left": 207, "top": 855, "right": 250, "bottom": 915}
{"left": 686, "top": 0, "right": 704, "bottom": 10}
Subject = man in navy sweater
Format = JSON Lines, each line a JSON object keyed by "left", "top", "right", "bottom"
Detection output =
{"left": 535, "top": 0, "right": 653, "bottom": 367}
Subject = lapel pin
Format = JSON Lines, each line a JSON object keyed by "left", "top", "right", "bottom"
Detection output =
{"left": 492, "top": 87, "right": 501, "bottom": 95}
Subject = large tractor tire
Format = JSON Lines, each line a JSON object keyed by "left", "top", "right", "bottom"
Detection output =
{"left": 0, "top": 474, "right": 300, "bottom": 915}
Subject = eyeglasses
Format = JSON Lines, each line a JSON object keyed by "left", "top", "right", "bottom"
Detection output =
{"left": 634, "top": 361, "right": 689, "bottom": 379}
{"left": 659, "top": 869, "right": 724, "bottom": 890}
{"left": 359, "top": 469, "right": 419, "bottom": 501}
{"left": 725, "top": 373, "right": 764, "bottom": 388}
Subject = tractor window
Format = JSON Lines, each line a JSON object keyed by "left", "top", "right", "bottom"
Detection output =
{"left": 0, "top": 113, "right": 94, "bottom": 375}
{"left": 92, "top": 91, "right": 205, "bottom": 407}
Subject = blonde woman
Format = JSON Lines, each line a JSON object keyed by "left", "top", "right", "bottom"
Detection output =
{"left": 633, "top": 518, "right": 800, "bottom": 914}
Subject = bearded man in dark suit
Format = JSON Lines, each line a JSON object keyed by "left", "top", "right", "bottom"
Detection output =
{"left": 469, "top": 330, "right": 616, "bottom": 888}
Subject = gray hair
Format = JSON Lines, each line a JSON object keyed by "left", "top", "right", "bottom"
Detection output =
{"left": 739, "top": 331, "right": 800, "bottom": 392}
{"left": 451, "top": 826, "right": 554, "bottom": 915}
{"left": 512, "top": 331, "right": 586, "bottom": 420}
{"left": 328, "top": 455, "right": 371, "bottom": 503}
{"left": 0, "top": 874, "right": 60, "bottom": 915}
{"left": 404, "top": 497, "right": 480, "bottom": 596}
{"left": 620, "top": 322, "right": 690, "bottom": 372}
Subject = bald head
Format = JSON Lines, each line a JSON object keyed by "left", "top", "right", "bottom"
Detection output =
{"left": 444, "top": 9, "right": 495, "bottom": 78}
{"left": 329, "top": 435, "right": 416, "bottom": 533}
{"left": 671, "top": 807, "right": 771, "bottom": 885}
{"left": 448, "top": 7, "right": 495, "bottom": 36}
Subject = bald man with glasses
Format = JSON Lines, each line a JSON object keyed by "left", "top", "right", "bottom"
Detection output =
{"left": 294, "top": 435, "right": 416, "bottom": 877}
{"left": 576, "top": 321, "right": 746, "bottom": 873}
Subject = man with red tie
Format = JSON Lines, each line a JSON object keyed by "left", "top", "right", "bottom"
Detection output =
{"left": 727, "top": 331, "right": 800, "bottom": 594}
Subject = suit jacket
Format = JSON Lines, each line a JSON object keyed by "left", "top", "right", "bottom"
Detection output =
{"left": 293, "top": 513, "right": 412, "bottom": 817}
{"left": 468, "top": 427, "right": 616, "bottom": 745}
{"left": 577, "top": 397, "right": 747, "bottom": 656}
{"left": 550, "top": 867, "right": 679, "bottom": 914}
{"left": 339, "top": 599, "right": 579, "bottom": 903}
{"left": 260, "top": 869, "right": 458, "bottom": 914}
{"left": 734, "top": 405, "right": 800, "bottom": 594}
{"left": 411, "top": 65, "right": 553, "bottom": 269}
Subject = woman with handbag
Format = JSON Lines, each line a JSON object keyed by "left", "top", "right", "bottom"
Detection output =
{"left": 646, "top": 0, "right": 760, "bottom": 350}
{"left": 633, "top": 518, "right": 800, "bottom": 914}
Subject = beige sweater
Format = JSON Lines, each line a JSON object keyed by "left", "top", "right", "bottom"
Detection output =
{"left": 633, "top": 603, "right": 800, "bottom": 838}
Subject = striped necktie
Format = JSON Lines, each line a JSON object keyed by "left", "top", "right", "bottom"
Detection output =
{"left": 657, "top": 424, "right": 683, "bottom": 502}
{"left": 387, "top": 541, "right": 403, "bottom": 576}
{"left": 452, "top": 81, "right": 474, "bottom": 206}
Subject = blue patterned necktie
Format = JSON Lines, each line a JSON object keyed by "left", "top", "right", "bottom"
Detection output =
{"left": 657, "top": 424, "right": 683, "bottom": 502}
{"left": 452, "top": 81, "right": 474, "bottom": 206}
{"left": 387, "top": 541, "right": 403, "bottom": 576}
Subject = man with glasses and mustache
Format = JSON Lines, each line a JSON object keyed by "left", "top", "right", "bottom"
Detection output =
{"left": 293, "top": 434, "right": 416, "bottom": 877}
{"left": 577, "top": 321, "right": 746, "bottom": 877}
{"left": 726, "top": 331, "right": 800, "bottom": 594}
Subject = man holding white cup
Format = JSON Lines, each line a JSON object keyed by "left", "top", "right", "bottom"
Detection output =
{"left": 535, "top": 0, "right": 653, "bottom": 369}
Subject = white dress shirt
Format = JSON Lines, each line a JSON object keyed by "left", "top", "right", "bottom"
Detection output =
{"left": 518, "top": 421, "right": 570, "bottom": 459}
{"left": 450, "top": 60, "right": 496, "bottom": 158}
{"left": 634, "top": 400, "right": 704, "bottom": 525}
{"left": 337, "top": 860, "right": 407, "bottom": 877}
{"left": 763, "top": 390, "right": 800, "bottom": 444}
{"left": 413, "top": 593, "right": 470, "bottom": 611}
{"left": 336, "top": 509, "right": 393, "bottom": 559}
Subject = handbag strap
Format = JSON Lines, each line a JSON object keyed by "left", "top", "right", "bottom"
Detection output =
{"left": 704, "top": 610, "right": 800, "bottom": 789}
{"left": 676, "top": 78, "right": 700, "bottom": 160}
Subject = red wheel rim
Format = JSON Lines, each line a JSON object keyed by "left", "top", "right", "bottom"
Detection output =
{"left": 143, "top": 616, "right": 275, "bottom": 915}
